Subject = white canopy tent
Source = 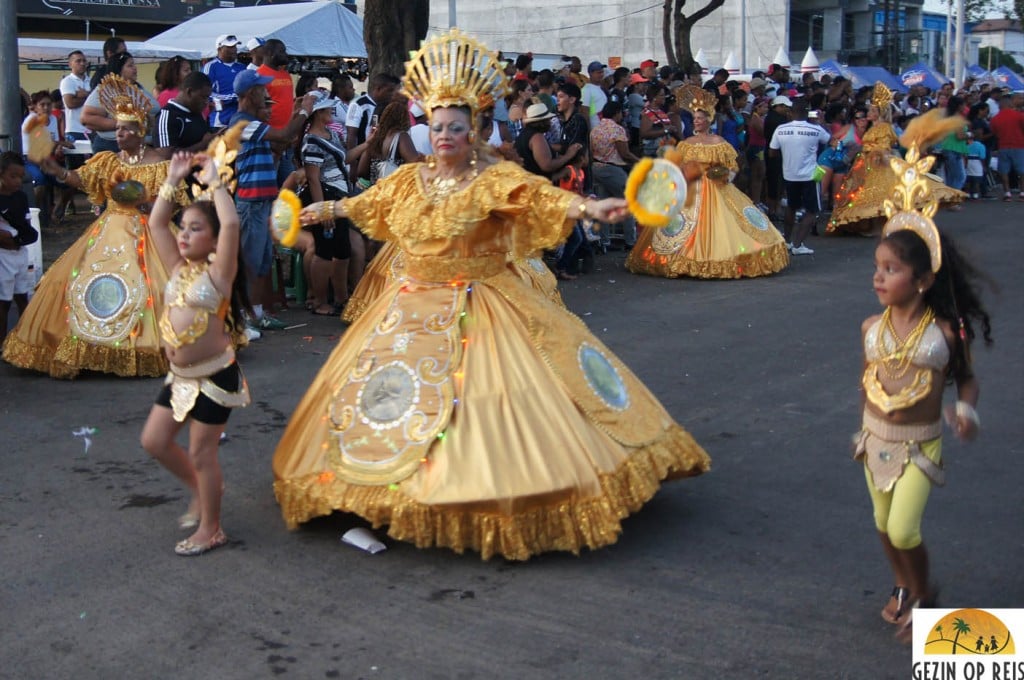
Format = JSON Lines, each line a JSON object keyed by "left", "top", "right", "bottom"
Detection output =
{"left": 143, "top": 1, "right": 367, "bottom": 59}
{"left": 18, "top": 38, "right": 201, "bottom": 64}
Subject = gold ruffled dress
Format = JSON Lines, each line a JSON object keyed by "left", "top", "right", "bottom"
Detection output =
{"left": 342, "top": 242, "right": 563, "bottom": 325}
{"left": 828, "top": 123, "right": 965, "bottom": 234}
{"left": 2, "top": 152, "right": 186, "bottom": 378}
{"left": 273, "top": 162, "right": 710, "bottom": 560}
{"left": 626, "top": 142, "right": 789, "bottom": 278}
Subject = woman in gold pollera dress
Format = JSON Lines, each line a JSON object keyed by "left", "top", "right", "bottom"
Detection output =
{"left": 272, "top": 30, "right": 710, "bottom": 561}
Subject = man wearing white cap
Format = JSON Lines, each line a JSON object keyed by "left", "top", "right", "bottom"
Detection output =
{"left": 407, "top": 101, "right": 432, "bottom": 156}
{"left": 245, "top": 37, "right": 266, "bottom": 71}
{"left": 203, "top": 34, "right": 246, "bottom": 129}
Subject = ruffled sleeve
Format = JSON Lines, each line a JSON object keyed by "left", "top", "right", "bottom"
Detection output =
{"left": 482, "top": 163, "right": 577, "bottom": 257}
{"left": 677, "top": 141, "right": 739, "bottom": 172}
{"left": 77, "top": 152, "right": 119, "bottom": 205}
{"left": 343, "top": 165, "right": 422, "bottom": 241}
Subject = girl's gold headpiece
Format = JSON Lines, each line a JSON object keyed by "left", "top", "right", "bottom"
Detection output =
{"left": 97, "top": 74, "right": 152, "bottom": 133}
{"left": 882, "top": 110, "right": 965, "bottom": 272}
{"left": 403, "top": 29, "right": 510, "bottom": 123}
{"left": 871, "top": 82, "right": 893, "bottom": 112}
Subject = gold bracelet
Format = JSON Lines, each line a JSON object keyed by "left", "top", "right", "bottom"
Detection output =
{"left": 158, "top": 182, "right": 177, "bottom": 204}
{"left": 577, "top": 200, "right": 589, "bottom": 219}
{"left": 320, "top": 200, "right": 335, "bottom": 223}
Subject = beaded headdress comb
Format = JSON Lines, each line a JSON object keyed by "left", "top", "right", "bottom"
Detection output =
{"left": 675, "top": 84, "right": 718, "bottom": 116}
{"left": 97, "top": 74, "right": 152, "bottom": 133}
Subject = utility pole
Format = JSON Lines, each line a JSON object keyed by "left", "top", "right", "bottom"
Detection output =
{"left": 0, "top": 0, "right": 20, "bottom": 153}
{"left": 449, "top": 0, "right": 456, "bottom": 28}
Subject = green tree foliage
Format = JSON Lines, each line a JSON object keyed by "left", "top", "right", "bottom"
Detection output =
{"left": 979, "top": 45, "right": 1024, "bottom": 73}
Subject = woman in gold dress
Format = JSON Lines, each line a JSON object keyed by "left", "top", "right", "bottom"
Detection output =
{"left": 3, "top": 76, "right": 188, "bottom": 378}
{"left": 272, "top": 30, "right": 710, "bottom": 561}
{"left": 828, "top": 85, "right": 964, "bottom": 236}
{"left": 626, "top": 86, "right": 789, "bottom": 279}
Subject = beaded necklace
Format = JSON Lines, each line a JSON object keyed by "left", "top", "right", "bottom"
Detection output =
{"left": 876, "top": 306, "right": 935, "bottom": 381}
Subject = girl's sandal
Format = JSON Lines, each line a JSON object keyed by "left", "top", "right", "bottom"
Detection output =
{"left": 881, "top": 585, "right": 910, "bottom": 624}
{"left": 175, "top": 529, "right": 228, "bottom": 556}
{"left": 894, "top": 587, "right": 940, "bottom": 644}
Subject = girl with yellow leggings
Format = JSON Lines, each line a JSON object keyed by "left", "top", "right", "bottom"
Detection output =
{"left": 856, "top": 111, "right": 992, "bottom": 643}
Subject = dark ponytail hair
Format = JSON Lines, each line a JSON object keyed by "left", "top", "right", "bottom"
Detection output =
{"left": 180, "top": 201, "right": 252, "bottom": 342}
{"left": 882, "top": 229, "right": 993, "bottom": 383}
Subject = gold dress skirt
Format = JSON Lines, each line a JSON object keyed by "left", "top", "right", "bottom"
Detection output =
{"left": 828, "top": 149, "right": 965, "bottom": 234}
{"left": 3, "top": 202, "right": 169, "bottom": 378}
{"left": 342, "top": 243, "right": 563, "bottom": 324}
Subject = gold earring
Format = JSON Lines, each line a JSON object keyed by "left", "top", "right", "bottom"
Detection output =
{"left": 469, "top": 149, "right": 478, "bottom": 167}
{"left": 467, "top": 130, "right": 477, "bottom": 143}
{"left": 426, "top": 155, "right": 436, "bottom": 169}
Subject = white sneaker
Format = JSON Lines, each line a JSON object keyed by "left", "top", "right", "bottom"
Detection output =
{"left": 244, "top": 326, "right": 263, "bottom": 341}
{"left": 791, "top": 244, "right": 815, "bottom": 255}
{"left": 786, "top": 242, "right": 794, "bottom": 251}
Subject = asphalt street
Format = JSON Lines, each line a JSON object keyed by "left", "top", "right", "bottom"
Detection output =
{"left": 2, "top": 199, "right": 1021, "bottom": 679}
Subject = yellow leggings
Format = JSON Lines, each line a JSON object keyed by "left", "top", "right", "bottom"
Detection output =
{"left": 864, "top": 437, "right": 942, "bottom": 550}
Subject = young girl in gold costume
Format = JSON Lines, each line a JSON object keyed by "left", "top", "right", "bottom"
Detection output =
{"left": 273, "top": 30, "right": 710, "bottom": 561}
{"left": 856, "top": 111, "right": 991, "bottom": 641}
{"left": 140, "top": 150, "right": 251, "bottom": 556}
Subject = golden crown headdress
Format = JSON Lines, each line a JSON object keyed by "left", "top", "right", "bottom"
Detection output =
{"left": 403, "top": 29, "right": 510, "bottom": 124}
{"left": 676, "top": 84, "right": 718, "bottom": 116}
{"left": 97, "top": 74, "right": 152, "bottom": 133}
{"left": 871, "top": 82, "right": 893, "bottom": 113}
{"left": 882, "top": 109, "right": 965, "bottom": 272}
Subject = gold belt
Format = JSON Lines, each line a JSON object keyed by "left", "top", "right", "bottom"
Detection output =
{"left": 164, "top": 347, "right": 250, "bottom": 422}
{"left": 854, "top": 409, "right": 944, "bottom": 491}
{"left": 404, "top": 253, "right": 506, "bottom": 283}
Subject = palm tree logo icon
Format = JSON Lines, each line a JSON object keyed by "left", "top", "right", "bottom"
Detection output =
{"left": 924, "top": 609, "right": 1015, "bottom": 655}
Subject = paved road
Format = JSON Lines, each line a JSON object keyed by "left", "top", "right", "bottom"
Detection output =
{"left": 2, "top": 201, "right": 1020, "bottom": 679}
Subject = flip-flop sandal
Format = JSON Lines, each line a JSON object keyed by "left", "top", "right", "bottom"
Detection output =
{"left": 881, "top": 586, "right": 910, "bottom": 624}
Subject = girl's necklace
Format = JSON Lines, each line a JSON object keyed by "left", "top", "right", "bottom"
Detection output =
{"left": 877, "top": 306, "right": 935, "bottom": 380}
{"left": 425, "top": 165, "right": 478, "bottom": 202}
{"left": 121, "top": 145, "right": 147, "bottom": 166}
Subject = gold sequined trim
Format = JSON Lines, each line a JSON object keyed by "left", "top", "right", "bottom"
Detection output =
{"left": 628, "top": 241, "right": 790, "bottom": 279}
{"left": 3, "top": 332, "right": 167, "bottom": 379}
{"left": 274, "top": 423, "right": 710, "bottom": 561}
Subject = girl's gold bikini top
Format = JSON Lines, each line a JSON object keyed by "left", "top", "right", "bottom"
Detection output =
{"left": 160, "top": 260, "right": 229, "bottom": 348}
{"left": 862, "top": 309, "right": 949, "bottom": 413}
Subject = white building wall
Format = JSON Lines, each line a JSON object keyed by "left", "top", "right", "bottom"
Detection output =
{"left": 354, "top": 0, "right": 788, "bottom": 73}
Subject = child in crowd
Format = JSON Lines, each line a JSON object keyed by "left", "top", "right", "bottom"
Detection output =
{"left": 0, "top": 153, "right": 38, "bottom": 345}
{"left": 964, "top": 136, "right": 988, "bottom": 200}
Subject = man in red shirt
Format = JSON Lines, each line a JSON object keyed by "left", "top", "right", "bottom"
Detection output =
{"left": 988, "top": 92, "right": 1024, "bottom": 200}
{"left": 256, "top": 39, "right": 298, "bottom": 184}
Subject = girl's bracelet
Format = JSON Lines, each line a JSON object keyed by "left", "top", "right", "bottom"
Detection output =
{"left": 320, "top": 200, "right": 335, "bottom": 223}
{"left": 955, "top": 400, "right": 980, "bottom": 427}
{"left": 157, "top": 181, "right": 177, "bottom": 204}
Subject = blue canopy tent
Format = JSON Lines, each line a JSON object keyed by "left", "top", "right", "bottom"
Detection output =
{"left": 819, "top": 60, "right": 846, "bottom": 79}
{"left": 965, "top": 64, "right": 990, "bottom": 79}
{"left": 846, "top": 66, "right": 908, "bottom": 92}
{"left": 992, "top": 66, "right": 1024, "bottom": 90}
{"left": 900, "top": 62, "right": 949, "bottom": 90}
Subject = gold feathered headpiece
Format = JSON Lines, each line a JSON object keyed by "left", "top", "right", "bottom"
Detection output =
{"left": 871, "top": 82, "right": 893, "bottom": 113}
{"left": 97, "top": 74, "right": 152, "bottom": 133}
{"left": 883, "top": 110, "right": 965, "bottom": 272}
{"left": 403, "top": 29, "right": 510, "bottom": 124}
{"left": 676, "top": 84, "right": 718, "bottom": 116}
{"left": 191, "top": 121, "right": 246, "bottom": 201}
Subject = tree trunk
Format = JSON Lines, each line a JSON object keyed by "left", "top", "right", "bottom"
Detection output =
{"left": 663, "top": 0, "right": 727, "bottom": 73}
{"left": 364, "top": 0, "right": 430, "bottom": 79}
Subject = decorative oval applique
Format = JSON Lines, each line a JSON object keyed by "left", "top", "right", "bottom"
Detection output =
{"left": 578, "top": 343, "right": 629, "bottom": 411}
{"left": 84, "top": 274, "right": 128, "bottom": 319}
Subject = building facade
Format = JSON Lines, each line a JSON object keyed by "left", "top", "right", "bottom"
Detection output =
{"left": 356, "top": 0, "right": 788, "bottom": 73}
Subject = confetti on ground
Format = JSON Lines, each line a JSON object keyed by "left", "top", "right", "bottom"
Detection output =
{"left": 71, "top": 427, "right": 97, "bottom": 453}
